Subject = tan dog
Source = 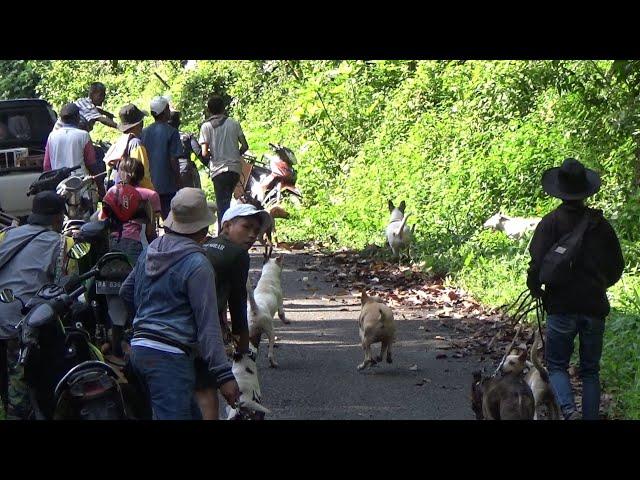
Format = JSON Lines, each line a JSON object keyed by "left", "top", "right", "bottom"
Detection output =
{"left": 357, "top": 291, "right": 396, "bottom": 371}
{"left": 524, "top": 332, "right": 561, "bottom": 420}
{"left": 478, "top": 350, "right": 535, "bottom": 420}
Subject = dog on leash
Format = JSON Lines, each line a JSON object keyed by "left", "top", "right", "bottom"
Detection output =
{"left": 225, "top": 345, "right": 271, "bottom": 420}
{"left": 471, "top": 351, "right": 535, "bottom": 420}
{"left": 247, "top": 256, "right": 289, "bottom": 368}
{"left": 386, "top": 200, "right": 413, "bottom": 260}
{"left": 524, "top": 332, "right": 561, "bottom": 420}
{"left": 357, "top": 291, "right": 396, "bottom": 371}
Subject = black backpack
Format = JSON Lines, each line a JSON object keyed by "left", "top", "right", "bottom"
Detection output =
{"left": 539, "top": 209, "right": 596, "bottom": 288}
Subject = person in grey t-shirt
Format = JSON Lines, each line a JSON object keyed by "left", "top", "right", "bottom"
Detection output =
{"left": 198, "top": 95, "right": 249, "bottom": 231}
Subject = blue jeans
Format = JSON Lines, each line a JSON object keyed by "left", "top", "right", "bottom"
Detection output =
{"left": 129, "top": 346, "right": 201, "bottom": 420}
{"left": 545, "top": 313, "right": 605, "bottom": 420}
{"left": 109, "top": 237, "right": 143, "bottom": 266}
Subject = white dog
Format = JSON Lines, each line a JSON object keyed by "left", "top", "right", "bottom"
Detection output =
{"left": 247, "top": 256, "right": 289, "bottom": 368}
{"left": 225, "top": 345, "right": 271, "bottom": 420}
{"left": 483, "top": 212, "right": 540, "bottom": 240}
{"left": 386, "top": 200, "right": 413, "bottom": 259}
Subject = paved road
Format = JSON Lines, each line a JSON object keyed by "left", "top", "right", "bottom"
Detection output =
{"left": 248, "top": 249, "right": 491, "bottom": 420}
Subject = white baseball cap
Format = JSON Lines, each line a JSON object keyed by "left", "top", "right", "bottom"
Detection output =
{"left": 221, "top": 204, "right": 272, "bottom": 233}
{"left": 150, "top": 96, "right": 169, "bottom": 115}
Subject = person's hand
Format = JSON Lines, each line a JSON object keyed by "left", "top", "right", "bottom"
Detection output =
{"left": 219, "top": 379, "right": 240, "bottom": 406}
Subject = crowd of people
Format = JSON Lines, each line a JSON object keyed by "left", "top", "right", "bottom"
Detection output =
{"left": 0, "top": 81, "right": 271, "bottom": 420}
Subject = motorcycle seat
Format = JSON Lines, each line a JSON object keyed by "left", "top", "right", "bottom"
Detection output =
{"left": 77, "top": 220, "right": 109, "bottom": 242}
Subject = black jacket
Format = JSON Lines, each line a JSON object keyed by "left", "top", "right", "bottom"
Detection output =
{"left": 202, "top": 235, "right": 250, "bottom": 335}
{"left": 527, "top": 202, "right": 624, "bottom": 318}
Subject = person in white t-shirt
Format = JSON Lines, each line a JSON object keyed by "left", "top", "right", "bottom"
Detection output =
{"left": 43, "top": 103, "right": 104, "bottom": 196}
{"left": 198, "top": 95, "right": 249, "bottom": 231}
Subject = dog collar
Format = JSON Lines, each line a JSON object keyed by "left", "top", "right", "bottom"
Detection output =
{"left": 234, "top": 350, "right": 257, "bottom": 362}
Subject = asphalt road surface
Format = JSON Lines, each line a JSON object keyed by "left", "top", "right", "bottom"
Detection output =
{"left": 248, "top": 248, "right": 491, "bottom": 420}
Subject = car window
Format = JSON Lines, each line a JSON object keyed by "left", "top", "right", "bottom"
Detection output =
{"left": 0, "top": 105, "right": 54, "bottom": 151}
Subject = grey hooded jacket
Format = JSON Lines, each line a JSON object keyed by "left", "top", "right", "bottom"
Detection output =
{"left": 119, "top": 234, "right": 233, "bottom": 385}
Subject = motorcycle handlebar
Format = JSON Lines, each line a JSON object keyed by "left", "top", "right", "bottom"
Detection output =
{"left": 67, "top": 285, "right": 87, "bottom": 301}
{"left": 27, "top": 165, "right": 84, "bottom": 196}
{"left": 61, "top": 269, "right": 99, "bottom": 293}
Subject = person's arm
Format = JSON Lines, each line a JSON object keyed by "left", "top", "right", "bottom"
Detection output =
{"left": 119, "top": 262, "right": 138, "bottom": 316}
{"left": 96, "top": 116, "right": 118, "bottom": 129}
{"left": 198, "top": 123, "right": 211, "bottom": 161}
{"left": 227, "top": 252, "right": 250, "bottom": 353}
{"left": 188, "top": 261, "right": 236, "bottom": 388}
{"left": 83, "top": 139, "right": 105, "bottom": 197}
{"left": 238, "top": 123, "right": 249, "bottom": 156}
{"left": 169, "top": 129, "right": 182, "bottom": 188}
{"left": 527, "top": 217, "right": 554, "bottom": 297}
{"left": 601, "top": 220, "right": 625, "bottom": 287}
{"left": 95, "top": 107, "right": 115, "bottom": 119}
{"left": 130, "top": 144, "right": 155, "bottom": 191}
{"left": 43, "top": 139, "right": 51, "bottom": 171}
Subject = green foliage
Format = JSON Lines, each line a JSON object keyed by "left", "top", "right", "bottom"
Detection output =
{"left": 0, "top": 60, "right": 45, "bottom": 99}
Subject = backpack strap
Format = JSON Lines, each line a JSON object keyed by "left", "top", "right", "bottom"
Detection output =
{"left": 572, "top": 209, "right": 593, "bottom": 245}
{"left": 0, "top": 227, "right": 51, "bottom": 272}
{"left": 54, "top": 234, "right": 69, "bottom": 284}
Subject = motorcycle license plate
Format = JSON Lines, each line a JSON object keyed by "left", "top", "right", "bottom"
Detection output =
{"left": 95, "top": 280, "right": 122, "bottom": 295}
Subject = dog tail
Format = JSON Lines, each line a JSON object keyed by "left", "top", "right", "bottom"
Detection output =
{"left": 395, "top": 213, "right": 411, "bottom": 238}
{"left": 531, "top": 330, "right": 549, "bottom": 383}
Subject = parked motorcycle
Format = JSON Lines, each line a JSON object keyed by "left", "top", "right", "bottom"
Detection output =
{"left": 27, "top": 165, "right": 106, "bottom": 235}
{"left": 73, "top": 220, "right": 134, "bottom": 356}
{"left": 239, "top": 143, "right": 302, "bottom": 209}
{"left": 56, "top": 171, "right": 105, "bottom": 221}
{"left": 0, "top": 247, "right": 129, "bottom": 420}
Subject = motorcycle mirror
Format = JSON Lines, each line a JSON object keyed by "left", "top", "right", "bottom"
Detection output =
{"left": 68, "top": 242, "right": 91, "bottom": 260}
{"left": 0, "top": 288, "right": 15, "bottom": 304}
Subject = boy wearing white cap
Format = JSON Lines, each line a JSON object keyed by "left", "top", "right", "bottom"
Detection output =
{"left": 194, "top": 203, "right": 272, "bottom": 419}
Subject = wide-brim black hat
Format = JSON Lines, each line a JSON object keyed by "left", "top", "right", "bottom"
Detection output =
{"left": 118, "top": 104, "right": 147, "bottom": 132}
{"left": 541, "top": 158, "right": 601, "bottom": 200}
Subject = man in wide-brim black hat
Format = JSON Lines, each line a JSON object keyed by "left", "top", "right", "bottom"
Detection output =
{"left": 527, "top": 157, "right": 624, "bottom": 420}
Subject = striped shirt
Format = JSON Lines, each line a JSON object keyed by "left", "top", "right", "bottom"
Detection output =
{"left": 75, "top": 97, "right": 102, "bottom": 123}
